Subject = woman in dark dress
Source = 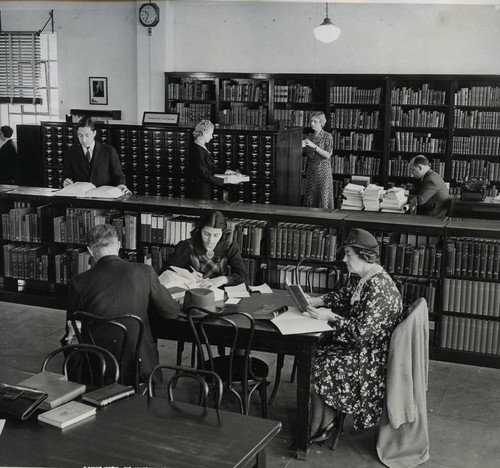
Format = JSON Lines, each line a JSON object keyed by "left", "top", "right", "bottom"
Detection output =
{"left": 306, "top": 229, "right": 403, "bottom": 444}
{"left": 165, "top": 210, "right": 249, "bottom": 288}
{"left": 303, "top": 111, "right": 334, "bottom": 210}
{"left": 189, "top": 119, "right": 236, "bottom": 200}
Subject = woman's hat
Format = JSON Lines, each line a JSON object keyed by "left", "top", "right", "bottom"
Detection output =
{"left": 339, "top": 228, "right": 379, "bottom": 254}
{"left": 183, "top": 288, "right": 217, "bottom": 315}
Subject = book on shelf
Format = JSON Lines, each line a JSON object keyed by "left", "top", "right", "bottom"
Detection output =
{"left": 54, "top": 182, "right": 124, "bottom": 199}
{"left": 82, "top": 383, "right": 135, "bottom": 407}
{"left": 38, "top": 401, "right": 96, "bottom": 429}
{"left": 18, "top": 371, "right": 86, "bottom": 411}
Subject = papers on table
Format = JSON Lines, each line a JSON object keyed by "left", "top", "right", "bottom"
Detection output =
{"left": 225, "top": 297, "right": 241, "bottom": 305}
{"left": 249, "top": 283, "right": 273, "bottom": 294}
{"left": 271, "top": 307, "right": 333, "bottom": 335}
{"left": 341, "top": 183, "right": 365, "bottom": 210}
{"left": 225, "top": 283, "right": 250, "bottom": 298}
{"left": 53, "top": 182, "right": 123, "bottom": 199}
{"left": 380, "top": 187, "right": 409, "bottom": 213}
{"left": 362, "top": 184, "right": 385, "bottom": 211}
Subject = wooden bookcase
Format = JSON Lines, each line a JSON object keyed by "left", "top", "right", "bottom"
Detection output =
{"left": 1, "top": 187, "right": 500, "bottom": 369}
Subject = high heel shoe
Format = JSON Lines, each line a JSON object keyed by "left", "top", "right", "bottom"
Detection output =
{"left": 310, "top": 418, "right": 338, "bottom": 444}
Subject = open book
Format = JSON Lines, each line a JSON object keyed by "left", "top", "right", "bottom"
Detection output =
{"left": 54, "top": 182, "right": 124, "bottom": 199}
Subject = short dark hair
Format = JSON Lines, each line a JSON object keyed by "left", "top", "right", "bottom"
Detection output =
{"left": 191, "top": 211, "right": 229, "bottom": 242}
{"left": 410, "top": 155, "right": 429, "bottom": 167}
{"left": 77, "top": 117, "right": 95, "bottom": 132}
{"left": 352, "top": 246, "right": 380, "bottom": 264}
{"left": 86, "top": 224, "right": 118, "bottom": 250}
{"left": 1, "top": 125, "right": 13, "bottom": 138}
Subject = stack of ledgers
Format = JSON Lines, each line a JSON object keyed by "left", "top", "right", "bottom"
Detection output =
{"left": 341, "top": 183, "right": 365, "bottom": 210}
{"left": 380, "top": 187, "right": 409, "bottom": 213}
{"left": 361, "top": 184, "right": 385, "bottom": 211}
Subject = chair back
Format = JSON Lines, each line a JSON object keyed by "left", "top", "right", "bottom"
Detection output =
{"left": 73, "top": 312, "right": 144, "bottom": 392}
{"left": 148, "top": 364, "right": 223, "bottom": 409}
{"left": 41, "top": 343, "right": 120, "bottom": 387}
{"left": 444, "top": 195, "right": 456, "bottom": 219}
{"left": 294, "top": 258, "right": 347, "bottom": 293}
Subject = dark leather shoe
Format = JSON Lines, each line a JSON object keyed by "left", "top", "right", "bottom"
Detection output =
{"left": 310, "top": 418, "right": 338, "bottom": 444}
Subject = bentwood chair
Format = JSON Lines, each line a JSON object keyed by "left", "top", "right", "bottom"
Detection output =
{"left": 41, "top": 343, "right": 120, "bottom": 389}
{"left": 148, "top": 364, "right": 223, "bottom": 409}
{"left": 72, "top": 312, "right": 144, "bottom": 393}
{"left": 185, "top": 305, "right": 269, "bottom": 417}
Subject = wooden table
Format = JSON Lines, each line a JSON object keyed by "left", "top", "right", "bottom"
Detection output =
{"left": 0, "top": 394, "right": 281, "bottom": 467}
{"left": 153, "top": 290, "right": 333, "bottom": 460}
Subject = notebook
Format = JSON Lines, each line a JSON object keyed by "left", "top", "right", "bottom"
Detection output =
{"left": 38, "top": 401, "right": 96, "bottom": 429}
{"left": 285, "top": 279, "right": 311, "bottom": 313}
{"left": 82, "top": 383, "right": 135, "bottom": 407}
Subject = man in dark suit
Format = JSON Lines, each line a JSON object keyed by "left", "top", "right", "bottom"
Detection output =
{"left": 62, "top": 117, "right": 131, "bottom": 194}
{"left": 65, "top": 224, "right": 180, "bottom": 385}
{"left": 0, "top": 125, "right": 17, "bottom": 184}
{"left": 409, "top": 155, "right": 451, "bottom": 217}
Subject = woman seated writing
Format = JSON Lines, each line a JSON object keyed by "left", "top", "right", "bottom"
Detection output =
{"left": 306, "top": 228, "right": 403, "bottom": 443}
{"left": 164, "top": 210, "right": 249, "bottom": 288}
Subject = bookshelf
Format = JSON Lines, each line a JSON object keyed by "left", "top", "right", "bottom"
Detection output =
{"left": 1, "top": 188, "right": 499, "bottom": 368}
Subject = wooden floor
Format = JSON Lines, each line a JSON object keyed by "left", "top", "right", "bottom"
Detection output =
{"left": 1, "top": 300, "right": 499, "bottom": 468}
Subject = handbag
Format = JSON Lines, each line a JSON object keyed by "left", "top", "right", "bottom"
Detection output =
{"left": 0, "top": 383, "right": 48, "bottom": 421}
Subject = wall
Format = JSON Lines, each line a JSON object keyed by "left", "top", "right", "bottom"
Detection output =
{"left": 167, "top": 1, "right": 500, "bottom": 74}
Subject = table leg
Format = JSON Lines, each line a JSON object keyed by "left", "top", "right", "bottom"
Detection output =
{"left": 256, "top": 448, "right": 267, "bottom": 468}
{"left": 295, "top": 342, "right": 317, "bottom": 460}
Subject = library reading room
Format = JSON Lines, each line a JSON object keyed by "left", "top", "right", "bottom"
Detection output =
{"left": 0, "top": 1, "right": 499, "bottom": 467}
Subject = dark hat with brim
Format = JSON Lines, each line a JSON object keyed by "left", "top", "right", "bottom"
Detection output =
{"left": 183, "top": 288, "right": 217, "bottom": 316}
{"left": 338, "top": 228, "right": 379, "bottom": 254}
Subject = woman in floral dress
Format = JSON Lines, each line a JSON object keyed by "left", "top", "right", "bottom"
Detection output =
{"left": 303, "top": 111, "right": 334, "bottom": 210}
{"left": 306, "top": 228, "right": 403, "bottom": 443}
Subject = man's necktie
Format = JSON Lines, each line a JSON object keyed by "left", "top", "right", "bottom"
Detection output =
{"left": 85, "top": 147, "right": 91, "bottom": 166}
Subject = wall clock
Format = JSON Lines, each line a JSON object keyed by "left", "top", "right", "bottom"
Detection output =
{"left": 139, "top": 3, "right": 160, "bottom": 28}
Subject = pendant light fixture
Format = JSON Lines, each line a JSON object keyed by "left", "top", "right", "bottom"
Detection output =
{"left": 314, "top": 2, "right": 341, "bottom": 43}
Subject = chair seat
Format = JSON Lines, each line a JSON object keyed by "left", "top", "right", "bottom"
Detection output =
{"left": 208, "top": 355, "right": 269, "bottom": 383}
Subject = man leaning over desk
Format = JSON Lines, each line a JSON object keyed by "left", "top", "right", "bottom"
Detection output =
{"left": 62, "top": 117, "right": 131, "bottom": 195}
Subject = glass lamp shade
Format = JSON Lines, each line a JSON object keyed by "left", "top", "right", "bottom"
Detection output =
{"left": 314, "top": 18, "right": 341, "bottom": 43}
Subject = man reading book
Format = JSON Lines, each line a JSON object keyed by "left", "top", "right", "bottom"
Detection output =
{"left": 62, "top": 117, "right": 131, "bottom": 195}
{"left": 64, "top": 224, "right": 180, "bottom": 386}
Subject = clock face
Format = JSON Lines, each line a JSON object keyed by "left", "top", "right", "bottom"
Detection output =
{"left": 139, "top": 3, "right": 159, "bottom": 27}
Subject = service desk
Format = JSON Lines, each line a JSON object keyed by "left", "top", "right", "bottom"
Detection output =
{"left": 0, "top": 394, "right": 281, "bottom": 468}
{"left": 153, "top": 290, "right": 333, "bottom": 460}
{"left": 454, "top": 197, "right": 500, "bottom": 220}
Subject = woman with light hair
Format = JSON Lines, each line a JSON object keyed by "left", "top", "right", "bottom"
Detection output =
{"left": 189, "top": 119, "right": 236, "bottom": 200}
{"left": 302, "top": 111, "right": 334, "bottom": 210}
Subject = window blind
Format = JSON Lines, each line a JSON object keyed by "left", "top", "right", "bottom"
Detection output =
{"left": 0, "top": 32, "right": 42, "bottom": 104}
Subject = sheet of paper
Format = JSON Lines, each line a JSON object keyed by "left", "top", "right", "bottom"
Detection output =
{"left": 0, "top": 419, "right": 5, "bottom": 436}
{"left": 225, "top": 297, "right": 241, "bottom": 305}
{"left": 249, "top": 283, "right": 273, "bottom": 294}
{"left": 225, "top": 283, "right": 250, "bottom": 298}
{"left": 271, "top": 307, "right": 333, "bottom": 335}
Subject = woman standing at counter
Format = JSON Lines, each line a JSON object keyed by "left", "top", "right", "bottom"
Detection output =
{"left": 302, "top": 111, "right": 334, "bottom": 210}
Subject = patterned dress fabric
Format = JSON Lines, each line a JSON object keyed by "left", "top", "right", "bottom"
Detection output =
{"left": 303, "top": 129, "right": 334, "bottom": 210}
{"left": 313, "top": 268, "right": 403, "bottom": 430}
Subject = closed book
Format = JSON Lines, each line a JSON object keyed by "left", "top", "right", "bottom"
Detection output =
{"left": 480, "top": 320, "right": 488, "bottom": 354}
{"left": 472, "top": 242, "right": 481, "bottom": 277}
{"left": 394, "top": 244, "right": 405, "bottom": 274}
{"left": 470, "top": 280, "right": 478, "bottom": 315}
{"left": 460, "top": 278, "right": 467, "bottom": 314}
{"left": 417, "top": 246, "right": 425, "bottom": 276}
{"left": 448, "top": 279, "right": 456, "bottom": 313}
{"left": 469, "top": 319, "right": 476, "bottom": 351}
{"left": 445, "top": 239, "right": 455, "bottom": 275}
{"left": 451, "top": 315, "right": 459, "bottom": 349}
{"left": 477, "top": 282, "right": 485, "bottom": 316}
{"left": 483, "top": 283, "right": 490, "bottom": 316}
{"left": 492, "top": 321, "right": 500, "bottom": 355}
{"left": 38, "top": 401, "right": 96, "bottom": 429}
{"left": 461, "top": 242, "right": 469, "bottom": 276}
{"left": 493, "top": 243, "right": 500, "bottom": 280}
{"left": 18, "top": 371, "right": 67, "bottom": 388}
{"left": 492, "top": 283, "right": 499, "bottom": 317}
{"left": 411, "top": 247, "right": 420, "bottom": 276}
{"left": 82, "top": 383, "right": 135, "bottom": 407}
{"left": 457, "top": 317, "right": 466, "bottom": 351}
{"left": 446, "top": 315, "right": 454, "bottom": 349}
{"left": 403, "top": 245, "right": 413, "bottom": 275}
{"left": 485, "top": 322, "right": 494, "bottom": 354}
{"left": 474, "top": 319, "right": 482, "bottom": 353}
{"left": 440, "top": 315, "right": 449, "bottom": 348}
{"left": 485, "top": 242, "right": 494, "bottom": 279}
{"left": 463, "top": 318, "right": 472, "bottom": 351}
{"left": 465, "top": 280, "right": 473, "bottom": 315}
{"left": 455, "top": 239, "right": 463, "bottom": 276}
{"left": 387, "top": 244, "right": 398, "bottom": 274}
{"left": 479, "top": 243, "right": 487, "bottom": 279}
{"left": 442, "top": 278, "right": 450, "bottom": 312}
{"left": 455, "top": 280, "right": 462, "bottom": 313}
{"left": 269, "top": 227, "right": 277, "bottom": 258}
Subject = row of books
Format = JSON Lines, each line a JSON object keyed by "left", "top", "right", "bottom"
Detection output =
{"left": 331, "top": 154, "right": 381, "bottom": 175}
{"left": 393, "top": 276, "right": 437, "bottom": 314}
{"left": 143, "top": 245, "right": 175, "bottom": 275}
{"left": 332, "top": 131, "right": 375, "bottom": 151}
{"left": 454, "top": 86, "right": 500, "bottom": 107}
{"left": 445, "top": 237, "right": 499, "bottom": 279}
{"left": 452, "top": 136, "right": 500, "bottom": 155}
{"left": 440, "top": 315, "right": 499, "bottom": 356}
{"left": 391, "top": 132, "right": 447, "bottom": 153}
{"left": 170, "top": 103, "right": 212, "bottom": 125}
{"left": 3, "top": 244, "right": 49, "bottom": 281}
{"left": 273, "top": 84, "right": 312, "bottom": 103}
{"left": 1, "top": 204, "right": 50, "bottom": 243}
{"left": 390, "top": 107, "right": 446, "bottom": 128}
{"left": 388, "top": 157, "right": 445, "bottom": 177}
{"left": 140, "top": 214, "right": 196, "bottom": 246}
{"left": 226, "top": 219, "right": 266, "bottom": 256}
{"left": 269, "top": 224, "right": 338, "bottom": 262}
{"left": 329, "top": 86, "right": 383, "bottom": 105}
{"left": 273, "top": 109, "right": 312, "bottom": 127}
{"left": 450, "top": 159, "right": 500, "bottom": 182}
{"left": 167, "top": 81, "right": 213, "bottom": 101}
{"left": 390, "top": 85, "right": 447, "bottom": 106}
{"left": 454, "top": 109, "right": 500, "bottom": 130}
{"left": 220, "top": 80, "right": 269, "bottom": 102}
{"left": 330, "top": 109, "right": 380, "bottom": 130}
{"left": 384, "top": 243, "right": 442, "bottom": 277}
{"left": 442, "top": 279, "right": 499, "bottom": 317}
{"left": 218, "top": 106, "right": 268, "bottom": 126}
{"left": 276, "top": 264, "right": 347, "bottom": 294}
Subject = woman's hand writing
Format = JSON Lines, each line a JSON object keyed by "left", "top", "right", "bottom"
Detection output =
{"left": 199, "top": 276, "right": 227, "bottom": 288}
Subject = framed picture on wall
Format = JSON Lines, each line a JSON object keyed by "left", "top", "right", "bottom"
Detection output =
{"left": 89, "top": 77, "right": 108, "bottom": 105}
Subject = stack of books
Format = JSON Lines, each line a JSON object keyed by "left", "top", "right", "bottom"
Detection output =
{"left": 361, "top": 184, "right": 385, "bottom": 211}
{"left": 341, "top": 183, "right": 365, "bottom": 210}
{"left": 380, "top": 187, "right": 409, "bottom": 213}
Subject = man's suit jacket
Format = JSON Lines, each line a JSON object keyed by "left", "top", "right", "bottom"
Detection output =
{"left": 62, "top": 141, "right": 126, "bottom": 187}
{"left": 0, "top": 139, "right": 17, "bottom": 184}
{"left": 415, "top": 170, "right": 450, "bottom": 217}
{"left": 66, "top": 255, "right": 180, "bottom": 385}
